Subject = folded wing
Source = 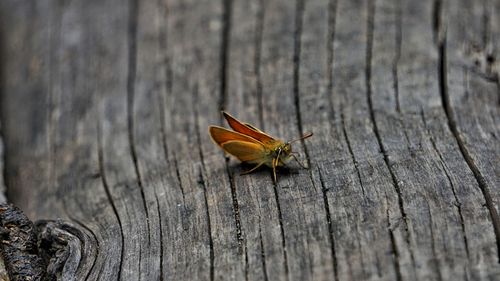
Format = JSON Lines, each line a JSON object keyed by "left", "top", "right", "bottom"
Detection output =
{"left": 209, "top": 126, "right": 263, "bottom": 146}
{"left": 222, "top": 112, "right": 278, "bottom": 144}
{"left": 221, "top": 140, "right": 267, "bottom": 163}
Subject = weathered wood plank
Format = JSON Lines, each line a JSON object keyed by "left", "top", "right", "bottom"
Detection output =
{"left": 45, "top": 0, "right": 136, "bottom": 279}
{"left": 0, "top": 0, "right": 499, "bottom": 280}
{"left": 444, "top": 0, "right": 500, "bottom": 267}
{"left": 370, "top": 0, "right": 499, "bottom": 280}
{"left": 136, "top": 0, "right": 246, "bottom": 279}
{"left": 298, "top": 0, "right": 405, "bottom": 280}
{"left": 225, "top": 1, "right": 291, "bottom": 280}
{"left": 162, "top": 0, "right": 247, "bottom": 279}
{"left": 256, "top": 0, "right": 334, "bottom": 280}
{"left": 325, "top": 0, "right": 412, "bottom": 279}
{"left": 226, "top": 0, "right": 336, "bottom": 280}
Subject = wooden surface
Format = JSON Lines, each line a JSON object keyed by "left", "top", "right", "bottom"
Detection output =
{"left": 0, "top": 0, "right": 499, "bottom": 280}
{"left": 0, "top": 123, "right": 9, "bottom": 280}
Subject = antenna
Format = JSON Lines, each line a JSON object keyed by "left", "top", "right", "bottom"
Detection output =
{"left": 288, "top": 132, "right": 313, "bottom": 144}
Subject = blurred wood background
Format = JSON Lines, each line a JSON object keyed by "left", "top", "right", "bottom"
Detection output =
{"left": 0, "top": 0, "right": 499, "bottom": 280}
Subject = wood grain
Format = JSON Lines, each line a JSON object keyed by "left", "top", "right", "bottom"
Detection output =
{"left": 0, "top": 0, "right": 499, "bottom": 280}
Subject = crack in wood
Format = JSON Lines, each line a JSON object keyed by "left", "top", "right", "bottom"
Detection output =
{"left": 154, "top": 194, "right": 164, "bottom": 281}
{"left": 254, "top": 0, "right": 265, "bottom": 129}
{"left": 393, "top": 0, "right": 402, "bottom": 113}
{"left": 172, "top": 153, "right": 186, "bottom": 206}
{"left": 97, "top": 119, "right": 124, "bottom": 280}
{"left": 365, "top": 0, "right": 417, "bottom": 273}
{"left": 126, "top": 0, "right": 151, "bottom": 254}
{"left": 293, "top": 0, "right": 311, "bottom": 168}
{"left": 340, "top": 110, "right": 366, "bottom": 200}
{"left": 226, "top": 163, "right": 244, "bottom": 250}
{"left": 244, "top": 238, "right": 249, "bottom": 281}
{"left": 317, "top": 168, "right": 338, "bottom": 281}
{"left": 386, "top": 197, "right": 403, "bottom": 281}
{"left": 197, "top": 167, "right": 215, "bottom": 281}
{"left": 482, "top": 0, "right": 491, "bottom": 51}
{"left": 219, "top": 0, "right": 233, "bottom": 113}
{"left": 271, "top": 181, "right": 289, "bottom": 281}
{"left": 326, "top": 0, "right": 337, "bottom": 121}
{"left": 258, "top": 219, "right": 269, "bottom": 281}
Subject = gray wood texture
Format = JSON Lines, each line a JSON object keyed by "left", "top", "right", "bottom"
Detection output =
{"left": 0, "top": 124, "right": 9, "bottom": 281}
{"left": 0, "top": 0, "right": 499, "bottom": 280}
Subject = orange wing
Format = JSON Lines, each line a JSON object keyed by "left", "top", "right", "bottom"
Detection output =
{"left": 222, "top": 112, "right": 278, "bottom": 144}
{"left": 221, "top": 140, "right": 267, "bottom": 163}
{"left": 244, "top": 123, "right": 264, "bottom": 132}
{"left": 209, "top": 126, "right": 264, "bottom": 147}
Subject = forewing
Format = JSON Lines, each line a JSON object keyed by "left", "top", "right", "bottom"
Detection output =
{"left": 209, "top": 126, "right": 263, "bottom": 146}
{"left": 223, "top": 112, "right": 278, "bottom": 144}
{"left": 244, "top": 123, "right": 264, "bottom": 132}
{"left": 221, "top": 140, "right": 267, "bottom": 163}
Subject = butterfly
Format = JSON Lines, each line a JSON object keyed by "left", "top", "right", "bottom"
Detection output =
{"left": 209, "top": 111, "right": 313, "bottom": 183}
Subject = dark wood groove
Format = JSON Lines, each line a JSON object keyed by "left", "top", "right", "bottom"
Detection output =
{"left": 318, "top": 168, "right": 338, "bottom": 281}
{"left": 126, "top": 0, "right": 151, "bottom": 245}
{"left": 393, "top": 0, "right": 402, "bottom": 113}
{"left": 219, "top": 0, "right": 233, "bottom": 113}
{"left": 97, "top": 118, "right": 124, "bottom": 280}
{"left": 326, "top": 0, "right": 337, "bottom": 121}
{"left": 258, "top": 220, "right": 269, "bottom": 281}
{"left": 365, "top": 0, "right": 417, "bottom": 273}
{"left": 271, "top": 181, "right": 290, "bottom": 281}
{"left": 292, "top": 0, "right": 311, "bottom": 167}
{"left": 340, "top": 110, "right": 366, "bottom": 200}
{"left": 254, "top": 0, "right": 265, "bottom": 129}
{"left": 154, "top": 194, "right": 164, "bottom": 281}
{"left": 244, "top": 239, "right": 249, "bottom": 281}
{"left": 198, "top": 167, "right": 215, "bottom": 281}
{"left": 386, "top": 202, "right": 403, "bottom": 281}
{"left": 226, "top": 163, "right": 244, "bottom": 249}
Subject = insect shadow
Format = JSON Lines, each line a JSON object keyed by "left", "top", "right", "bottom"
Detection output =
{"left": 229, "top": 162, "right": 301, "bottom": 183}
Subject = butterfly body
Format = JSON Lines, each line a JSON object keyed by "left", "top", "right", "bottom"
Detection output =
{"left": 209, "top": 112, "right": 312, "bottom": 182}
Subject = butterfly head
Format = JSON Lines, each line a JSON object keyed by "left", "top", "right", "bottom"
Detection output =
{"left": 276, "top": 132, "right": 314, "bottom": 166}
{"left": 273, "top": 143, "right": 293, "bottom": 166}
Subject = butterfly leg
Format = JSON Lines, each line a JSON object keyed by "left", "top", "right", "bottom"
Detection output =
{"left": 240, "top": 162, "right": 265, "bottom": 175}
{"left": 272, "top": 157, "right": 278, "bottom": 183}
{"left": 291, "top": 154, "right": 309, "bottom": 169}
